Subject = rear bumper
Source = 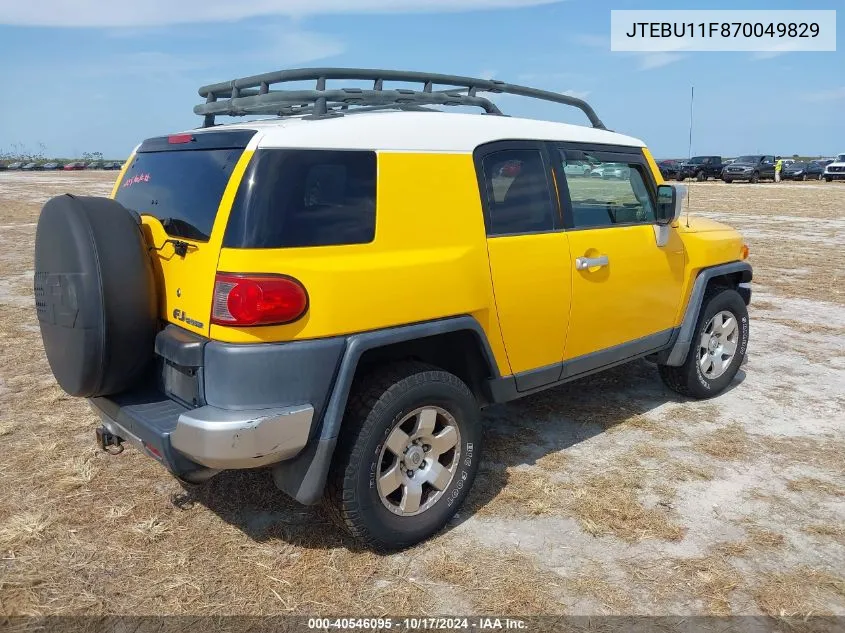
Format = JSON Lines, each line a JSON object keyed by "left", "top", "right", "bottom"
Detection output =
{"left": 88, "top": 323, "right": 343, "bottom": 478}
{"left": 90, "top": 390, "right": 314, "bottom": 474}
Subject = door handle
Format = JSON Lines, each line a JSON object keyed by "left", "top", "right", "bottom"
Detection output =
{"left": 575, "top": 255, "right": 609, "bottom": 270}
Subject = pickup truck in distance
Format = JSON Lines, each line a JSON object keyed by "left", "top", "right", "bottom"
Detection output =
{"left": 721, "top": 155, "right": 776, "bottom": 183}
{"left": 676, "top": 156, "right": 724, "bottom": 181}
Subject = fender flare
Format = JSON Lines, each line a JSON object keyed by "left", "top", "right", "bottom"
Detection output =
{"left": 272, "top": 315, "right": 500, "bottom": 504}
{"left": 661, "top": 261, "right": 752, "bottom": 367}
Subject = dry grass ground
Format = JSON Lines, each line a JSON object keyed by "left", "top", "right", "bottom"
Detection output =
{"left": 0, "top": 172, "right": 843, "bottom": 618}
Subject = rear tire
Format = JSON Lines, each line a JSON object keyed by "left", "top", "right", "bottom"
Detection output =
{"left": 658, "top": 288, "right": 749, "bottom": 400}
{"left": 326, "top": 361, "right": 481, "bottom": 551}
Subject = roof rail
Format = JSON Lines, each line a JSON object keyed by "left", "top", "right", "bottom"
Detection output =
{"left": 195, "top": 68, "right": 607, "bottom": 130}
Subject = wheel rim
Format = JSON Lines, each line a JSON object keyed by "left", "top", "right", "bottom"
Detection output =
{"left": 698, "top": 310, "right": 740, "bottom": 379}
{"left": 376, "top": 406, "right": 461, "bottom": 517}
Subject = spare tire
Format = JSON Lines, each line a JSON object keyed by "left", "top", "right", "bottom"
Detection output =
{"left": 34, "top": 195, "right": 158, "bottom": 397}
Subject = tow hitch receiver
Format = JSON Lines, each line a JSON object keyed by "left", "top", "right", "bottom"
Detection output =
{"left": 96, "top": 426, "right": 125, "bottom": 454}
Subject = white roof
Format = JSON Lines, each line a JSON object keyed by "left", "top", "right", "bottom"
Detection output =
{"left": 192, "top": 111, "right": 645, "bottom": 154}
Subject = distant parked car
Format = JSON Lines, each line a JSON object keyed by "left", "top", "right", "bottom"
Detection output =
{"left": 7, "top": 162, "right": 23, "bottom": 170}
{"left": 21, "top": 162, "right": 38, "bottom": 171}
{"left": 781, "top": 161, "right": 824, "bottom": 181}
{"left": 677, "top": 156, "right": 724, "bottom": 181}
{"left": 101, "top": 161, "right": 120, "bottom": 170}
{"left": 590, "top": 163, "right": 630, "bottom": 179}
{"left": 823, "top": 153, "right": 845, "bottom": 182}
{"left": 816, "top": 159, "right": 834, "bottom": 168}
{"left": 657, "top": 159, "right": 681, "bottom": 179}
{"left": 722, "top": 155, "right": 776, "bottom": 183}
{"left": 42, "top": 162, "right": 60, "bottom": 170}
{"left": 87, "top": 162, "right": 102, "bottom": 170}
{"left": 563, "top": 160, "right": 593, "bottom": 177}
{"left": 63, "top": 161, "right": 86, "bottom": 171}
{"left": 0, "top": 162, "right": 7, "bottom": 171}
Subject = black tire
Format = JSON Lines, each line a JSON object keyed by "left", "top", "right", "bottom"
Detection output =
{"left": 723, "top": 178, "right": 732, "bottom": 184}
{"left": 750, "top": 171, "right": 760, "bottom": 184}
{"left": 825, "top": 177, "right": 833, "bottom": 182}
{"left": 801, "top": 174, "right": 807, "bottom": 181}
{"left": 34, "top": 195, "right": 157, "bottom": 397}
{"left": 696, "top": 170, "right": 705, "bottom": 182}
{"left": 326, "top": 361, "right": 481, "bottom": 551}
{"left": 676, "top": 174, "right": 685, "bottom": 182}
{"left": 658, "top": 287, "right": 749, "bottom": 400}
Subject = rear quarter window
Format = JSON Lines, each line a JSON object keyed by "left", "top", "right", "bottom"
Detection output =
{"left": 224, "top": 149, "right": 377, "bottom": 248}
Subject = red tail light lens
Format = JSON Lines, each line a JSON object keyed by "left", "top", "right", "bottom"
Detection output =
{"left": 212, "top": 274, "right": 308, "bottom": 326}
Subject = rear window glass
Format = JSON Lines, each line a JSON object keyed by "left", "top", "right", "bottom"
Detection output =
{"left": 115, "top": 148, "right": 244, "bottom": 241}
{"left": 224, "top": 149, "right": 376, "bottom": 249}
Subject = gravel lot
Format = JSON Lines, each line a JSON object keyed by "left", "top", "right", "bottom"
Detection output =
{"left": 0, "top": 171, "right": 843, "bottom": 620}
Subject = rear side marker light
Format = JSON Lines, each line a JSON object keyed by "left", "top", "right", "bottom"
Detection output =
{"left": 212, "top": 274, "right": 309, "bottom": 327}
{"left": 168, "top": 134, "right": 194, "bottom": 144}
{"left": 740, "top": 244, "right": 750, "bottom": 260}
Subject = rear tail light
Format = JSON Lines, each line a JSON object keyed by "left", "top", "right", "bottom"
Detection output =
{"left": 211, "top": 274, "right": 308, "bottom": 327}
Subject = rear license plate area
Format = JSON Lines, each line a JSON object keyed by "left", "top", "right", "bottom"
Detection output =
{"left": 161, "top": 360, "right": 200, "bottom": 407}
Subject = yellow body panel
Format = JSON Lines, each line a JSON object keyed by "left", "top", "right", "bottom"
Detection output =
{"left": 486, "top": 233, "right": 571, "bottom": 374}
{"left": 564, "top": 224, "right": 686, "bottom": 359}
{"left": 673, "top": 216, "right": 747, "bottom": 324}
{"left": 116, "top": 137, "right": 746, "bottom": 382}
{"left": 212, "top": 152, "right": 512, "bottom": 374}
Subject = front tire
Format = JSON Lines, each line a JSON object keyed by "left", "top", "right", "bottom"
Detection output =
{"left": 658, "top": 288, "right": 749, "bottom": 399}
{"left": 696, "top": 170, "right": 705, "bottom": 182}
{"left": 326, "top": 362, "right": 481, "bottom": 551}
{"left": 750, "top": 171, "right": 760, "bottom": 184}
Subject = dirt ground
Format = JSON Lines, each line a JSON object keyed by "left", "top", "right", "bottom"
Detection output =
{"left": 0, "top": 171, "right": 843, "bottom": 619}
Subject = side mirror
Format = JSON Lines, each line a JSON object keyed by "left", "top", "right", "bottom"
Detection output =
{"left": 656, "top": 184, "right": 686, "bottom": 225}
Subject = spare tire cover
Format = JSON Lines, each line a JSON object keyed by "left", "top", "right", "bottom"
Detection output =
{"left": 34, "top": 195, "right": 158, "bottom": 397}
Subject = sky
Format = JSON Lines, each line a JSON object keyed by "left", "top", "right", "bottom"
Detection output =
{"left": 0, "top": 0, "right": 841, "bottom": 160}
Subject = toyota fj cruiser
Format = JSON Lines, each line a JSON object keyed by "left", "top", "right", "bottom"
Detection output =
{"left": 34, "top": 68, "right": 752, "bottom": 550}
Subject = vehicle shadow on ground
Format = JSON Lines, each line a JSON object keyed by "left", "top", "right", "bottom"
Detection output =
{"left": 170, "top": 359, "right": 746, "bottom": 552}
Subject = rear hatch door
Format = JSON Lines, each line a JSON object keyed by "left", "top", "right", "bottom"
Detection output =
{"left": 112, "top": 130, "right": 255, "bottom": 338}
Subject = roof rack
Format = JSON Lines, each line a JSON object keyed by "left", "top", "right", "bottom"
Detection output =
{"left": 195, "top": 68, "right": 606, "bottom": 130}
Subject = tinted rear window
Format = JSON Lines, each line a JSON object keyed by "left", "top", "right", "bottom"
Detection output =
{"left": 115, "top": 148, "right": 244, "bottom": 241}
{"left": 224, "top": 149, "right": 376, "bottom": 248}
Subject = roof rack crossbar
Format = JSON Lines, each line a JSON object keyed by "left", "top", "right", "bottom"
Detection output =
{"left": 195, "top": 68, "right": 606, "bottom": 129}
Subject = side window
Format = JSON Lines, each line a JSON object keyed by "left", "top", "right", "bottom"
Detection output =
{"left": 480, "top": 149, "right": 556, "bottom": 236}
{"left": 559, "top": 150, "right": 656, "bottom": 229}
{"left": 224, "top": 149, "right": 376, "bottom": 248}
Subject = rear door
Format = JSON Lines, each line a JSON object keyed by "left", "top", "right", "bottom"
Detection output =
{"left": 476, "top": 141, "right": 571, "bottom": 391}
{"left": 551, "top": 144, "right": 685, "bottom": 376}
{"left": 112, "top": 130, "right": 255, "bottom": 337}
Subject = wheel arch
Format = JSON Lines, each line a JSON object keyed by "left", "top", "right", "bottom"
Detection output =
{"left": 660, "top": 261, "right": 752, "bottom": 367}
{"left": 272, "top": 316, "right": 500, "bottom": 504}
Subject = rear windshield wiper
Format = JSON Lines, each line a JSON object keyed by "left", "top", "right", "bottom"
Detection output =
{"left": 158, "top": 217, "right": 209, "bottom": 242}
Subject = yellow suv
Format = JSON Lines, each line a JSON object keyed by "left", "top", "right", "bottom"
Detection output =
{"left": 34, "top": 69, "right": 751, "bottom": 550}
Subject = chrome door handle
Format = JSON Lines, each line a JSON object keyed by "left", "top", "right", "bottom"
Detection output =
{"left": 575, "top": 255, "right": 609, "bottom": 270}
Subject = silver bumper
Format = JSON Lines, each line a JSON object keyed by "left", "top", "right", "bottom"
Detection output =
{"left": 92, "top": 398, "right": 314, "bottom": 471}
{"left": 171, "top": 404, "right": 314, "bottom": 469}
